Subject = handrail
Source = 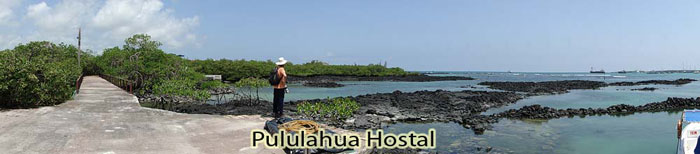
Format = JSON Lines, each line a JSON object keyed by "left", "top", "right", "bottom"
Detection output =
{"left": 75, "top": 74, "right": 84, "bottom": 94}
{"left": 99, "top": 74, "right": 135, "bottom": 94}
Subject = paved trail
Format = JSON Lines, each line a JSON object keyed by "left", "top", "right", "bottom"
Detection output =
{"left": 0, "top": 76, "right": 282, "bottom": 154}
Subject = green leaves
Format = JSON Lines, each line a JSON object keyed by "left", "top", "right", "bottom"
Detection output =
{"left": 190, "top": 59, "right": 417, "bottom": 82}
{"left": 234, "top": 77, "right": 268, "bottom": 89}
{"left": 190, "top": 59, "right": 274, "bottom": 81}
{"left": 0, "top": 42, "right": 82, "bottom": 108}
{"left": 95, "top": 34, "right": 209, "bottom": 101}
{"left": 297, "top": 98, "right": 360, "bottom": 121}
{"left": 152, "top": 79, "right": 210, "bottom": 101}
{"left": 285, "top": 61, "right": 416, "bottom": 77}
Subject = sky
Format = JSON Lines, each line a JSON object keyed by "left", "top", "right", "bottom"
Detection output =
{"left": 1, "top": 0, "right": 700, "bottom": 72}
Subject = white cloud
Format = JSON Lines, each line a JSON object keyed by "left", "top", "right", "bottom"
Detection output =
{"left": 0, "top": 0, "right": 22, "bottom": 25}
{"left": 0, "top": 34, "right": 22, "bottom": 49}
{"left": 26, "top": 2, "right": 49, "bottom": 18}
{"left": 92, "top": 0, "right": 199, "bottom": 49}
{"left": 0, "top": 0, "right": 199, "bottom": 51}
{"left": 26, "top": 0, "right": 97, "bottom": 32}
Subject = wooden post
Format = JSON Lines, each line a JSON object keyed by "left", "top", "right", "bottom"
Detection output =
{"left": 77, "top": 28, "right": 81, "bottom": 67}
{"left": 76, "top": 78, "right": 79, "bottom": 94}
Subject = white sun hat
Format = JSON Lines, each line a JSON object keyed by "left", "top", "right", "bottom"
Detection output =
{"left": 275, "top": 57, "right": 288, "bottom": 65}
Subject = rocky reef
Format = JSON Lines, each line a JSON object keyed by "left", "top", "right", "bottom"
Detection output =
{"left": 460, "top": 97, "right": 700, "bottom": 134}
{"left": 608, "top": 78, "right": 696, "bottom": 86}
{"left": 149, "top": 89, "right": 524, "bottom": 131}
{"left": 498, "top": 97, "right": 700, "bottom": 118}
{"left": 302, "top": 81, "right": 345, "bottom": 88}
{"left": 289, "top": 90, "right": 525, "bottom": 130}
{"left": 478, "top": 78, "right": 696, "bottom": 95}
{"left": 477, "top": 80, "right": 607, "bottom": 95}
{"left": 631, "top": 87, "right": 658, "bottom": 91}
{"left": 142, "top": 78, "right": 699, "bottom": 136}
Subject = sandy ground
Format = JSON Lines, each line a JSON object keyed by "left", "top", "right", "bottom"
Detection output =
{"left": 0, "top": 76, "right": 285, "bottom": 154}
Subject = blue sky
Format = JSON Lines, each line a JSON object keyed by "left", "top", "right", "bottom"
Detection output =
{"left": 2, "top": 0, "right": 700, "bottom": 72}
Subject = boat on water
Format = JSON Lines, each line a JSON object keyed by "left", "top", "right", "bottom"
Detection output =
{"left": 677, "top": 110, "right": 700, "bottom": 154}
{"left": 590, "top": 67, "right": 605, "bottom": 73}
{"left": 590, "top": 70, "right": 605, "bottom": 73}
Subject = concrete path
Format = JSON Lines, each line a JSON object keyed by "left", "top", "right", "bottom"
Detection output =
{"left": 0, "top": 76, "right": 283, "bottom": 154}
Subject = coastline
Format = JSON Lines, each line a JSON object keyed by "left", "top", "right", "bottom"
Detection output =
{"left": 135, "top": 78, "right": 699, "bottom": 153}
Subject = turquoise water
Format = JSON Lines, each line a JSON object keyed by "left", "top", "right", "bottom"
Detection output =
{"left": 483, "top": 82, "right": 700, "bottom": 115}
{"left": 214, "top": 72, "right": 700, "bottom": 153}
{"left": 386, "top": 112, "right": 679, "bottom": 154}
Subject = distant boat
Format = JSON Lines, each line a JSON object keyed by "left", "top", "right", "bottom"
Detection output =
{"left": 590, "top": 70, "right": 605, "bottom": 73}
{"left": 617, "top": 70, "right": 627, "bottom": 74}
{"left": 590, "top": 67, "right": 605, "bottom": 74}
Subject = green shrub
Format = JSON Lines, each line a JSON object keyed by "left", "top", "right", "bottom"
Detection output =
{"left": 191, "top": 59, "right": 275, "bottom": 81}
{"left": 0, "top": 42, "right": 82, "bottom": 108}
{"left": 152, "top": 79, "right": 210, "bottom": 101}
{"left": 190, "top": 59, "right": 417, "bottom": 81}
{"left": 95, "top": 34, "right": 207, "bottom": 100}
{"left": 297, "top": 97, "right": 360, "bottom": 121}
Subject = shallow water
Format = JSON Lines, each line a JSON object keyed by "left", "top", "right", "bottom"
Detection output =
{"left": 214, "top": 72, "right": 700, "bottom": 153}
{"left": 483, "top": 82, "right": 700, "bottom": 115}
{"left": 386, "top": 112, "right": 679, "bottom": 154}
{"left": 208, "top": 80, "right": 483, "bottom": 103}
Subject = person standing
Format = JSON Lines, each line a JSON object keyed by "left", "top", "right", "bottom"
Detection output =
{"left": 272, "top": 57, "right": 288, "bottom": 118}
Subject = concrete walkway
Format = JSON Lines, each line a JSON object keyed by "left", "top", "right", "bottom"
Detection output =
{"left": 0, "top": 76, "right": 283, "bottom": 154}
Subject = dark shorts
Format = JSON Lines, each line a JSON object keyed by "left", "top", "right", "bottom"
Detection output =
{"left": 273, "top": 88, "right": 286, "bottom": 117}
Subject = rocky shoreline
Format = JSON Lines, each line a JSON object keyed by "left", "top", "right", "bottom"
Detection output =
{"left": 147, "top": 90, "right": 700, "bottom": 136}
{"left": 458, "top": 97, "right": 700, "bottom": 133}
{"left": 302, "top": 81, "right": 345, "bottom": 88}
{"left": 478, "top": 80, "right": 607, "bottom": 95}
{"left": 142, "top": 90, "right": 525, "bottom": 131}
{"left": 479, "top": 78, "right": 696, "bottom": 95}
{"left": 285, "top": 90, "right": 525, "bottom": 131}
{"left": 498, "top": 97, "right": 700, "bottom": 119}
{"left": 142, "top": 78, "right": 697, "bottom": 133}
{"left": 608, "top": 78, "right": 696, "bottom": 86}
{"left": 138, "top": 78, "right": 698, "bottom": 153}
{"left": 631, "top": 87, "right": 657, "bottom": 91}
{"left": 288, "top": 74, "right": 474, "bottom": 83}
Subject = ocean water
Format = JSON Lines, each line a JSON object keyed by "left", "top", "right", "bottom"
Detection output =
{"left": 212, "top": 72, "right": 700, "bottom": 153}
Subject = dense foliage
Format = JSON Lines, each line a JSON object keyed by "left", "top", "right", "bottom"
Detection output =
{"left": 0, "top": 34, "right": 414, "bottom": 108}
{"left": 287, "top": 60, "right": 414, "bottom": 77}
{"left": 94, "top": 34, "right": 209, "bottom": 100}
{"left": 297, "top": 98, "right": 360, "bottom": 121}
{"left": 151, "top": 79, "right": 210, "bottom": 100}
{"left": 190, "top": 59, "right": 275, "bottom": 81}
{"left": 0, "top": 42, "right": 84, "bottom": 108}
{"left": 191, "top": 59, "right": 417, "bottom": 81}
